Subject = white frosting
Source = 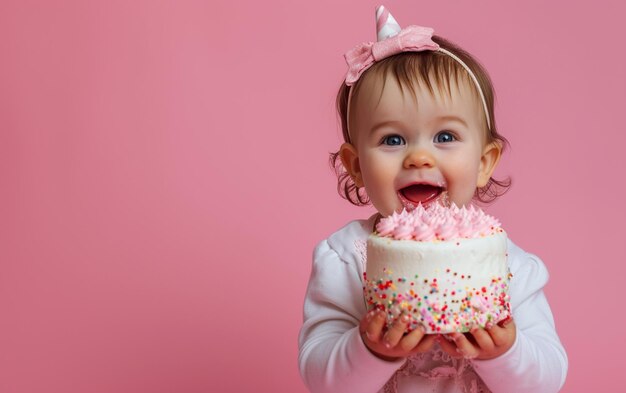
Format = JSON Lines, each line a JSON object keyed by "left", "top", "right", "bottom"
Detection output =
{"left": 365, "top": 230, "right": 510, "bottom": 334}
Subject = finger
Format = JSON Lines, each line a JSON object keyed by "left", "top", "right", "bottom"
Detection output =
{"left": 413, "top": 334, "right": 437, "bottom": 354}
{"left": 382, "top": 313, "right": 410, "bottom": 348}
{"left": 437, "top": 335, "right": 463, "bottom": 358}
{"left": 449, "top": 332, "right": 479, "bottom": 359}
{"left": 365, "top": 309, "right": 387, "bottom": 344}
{"left": 487, "top": 319, "right": 516, "bottom": 347}
{"left": 462, "top": 331, "right": 478, "bottom": 347}
{"left": 497, "top": 315, "right": 512, "bottom": 328}
{"left": 398, "top": 325, "right": 425, "bottom": 352}
{"left": 359, "top": 309, "right": 377, "bottom": 333}
{"left": 470, "top": 327, "right": 495, "bottom": 352}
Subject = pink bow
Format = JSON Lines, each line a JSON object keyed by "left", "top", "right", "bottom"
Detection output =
{"left": 344, "top": 25, "right": 439, "bottom": 86}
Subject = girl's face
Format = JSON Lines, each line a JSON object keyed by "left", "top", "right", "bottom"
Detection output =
{"left": 340, "top": 73, "right": 501, "bottom": 217}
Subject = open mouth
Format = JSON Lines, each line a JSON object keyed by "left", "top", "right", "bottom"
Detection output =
{"left": 398, "top": 184, "right": 444, "bottom": 209}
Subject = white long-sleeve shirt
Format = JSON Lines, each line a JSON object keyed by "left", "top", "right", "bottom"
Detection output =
{"left": 298, "top": 215, "right": 568, "bottom": 393}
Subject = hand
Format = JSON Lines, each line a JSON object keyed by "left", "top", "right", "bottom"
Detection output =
{"left": 359, "top": 309, "right": 437, "bottom": 361}
{"left": 438, "top": 318, "right": 516, "bottom": 360}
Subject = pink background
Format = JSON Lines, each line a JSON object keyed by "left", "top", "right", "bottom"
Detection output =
{"left": 1, "top": 0, "right": 624, "bottom": 392}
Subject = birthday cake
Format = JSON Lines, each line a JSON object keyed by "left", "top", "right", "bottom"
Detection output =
{"left": 364, "top": 204, "right": 511, "bottom": 334}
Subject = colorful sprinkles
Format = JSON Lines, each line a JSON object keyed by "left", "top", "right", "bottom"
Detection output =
{"left": 363, "top": 267, "right": 512, "bottom": 334}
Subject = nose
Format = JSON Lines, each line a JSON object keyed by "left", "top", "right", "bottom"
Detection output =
{"left": 403, "top": 148, "right": 435, "bottom": 169}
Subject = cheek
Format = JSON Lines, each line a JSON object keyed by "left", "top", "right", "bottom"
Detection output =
{"left": 445, "top": 155, "right": 481, "bottom": 188}
{"left": 362, "top": 164, "right": 392, "bottom": 188}
{"left": 450, "top": 148, "right": 481, "bottom": 170}
{"left": 360, "top": 153, "right": 395, "bottom": 184}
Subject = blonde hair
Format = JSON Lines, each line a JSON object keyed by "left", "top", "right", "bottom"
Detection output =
{"left": 330, "top": 35, "right": 511, "bottom": 206}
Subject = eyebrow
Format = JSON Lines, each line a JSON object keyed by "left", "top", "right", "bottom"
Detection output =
{"left": 436, "top": 115, "right": 469, "bottom": 128}
{"left": 369, "top": 120, "right": 404, "bottom": 135}
{"left": 369, "top": 116, "right": 469, "bottom": 135}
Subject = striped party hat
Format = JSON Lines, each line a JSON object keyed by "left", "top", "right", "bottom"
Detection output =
{"left": 376, "top": 5, "right": 402, "bottom": 41}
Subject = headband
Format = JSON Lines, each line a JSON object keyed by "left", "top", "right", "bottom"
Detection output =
{"left": 344, "top": 6, "right": 491, "bottom": 136}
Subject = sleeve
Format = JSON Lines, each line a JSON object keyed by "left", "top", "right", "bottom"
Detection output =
{"left": 298, "top": 240, "right": 404, "bottom": 393}
{"left": 471, "top": 252, "right": 568, "bottom": 393}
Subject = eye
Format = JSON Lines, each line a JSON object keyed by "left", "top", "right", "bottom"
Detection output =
{"left": 434, "top": 131, "right": 456, "bottom": 143}
{"left": 381, "top": 135, "right": 406, "bottom": 146}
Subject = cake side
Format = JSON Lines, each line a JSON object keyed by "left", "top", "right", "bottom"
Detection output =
{"left": 364, "top": 230, "right": 511, "bottom": 334}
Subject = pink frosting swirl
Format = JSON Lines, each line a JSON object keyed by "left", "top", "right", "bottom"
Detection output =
{"left": 395, "top": 221, "right": 414, "bottom": 240}
{"left": 376, "top": 217, "right": 396, "bottom": 237}
{"left": 375, "top": 203, "right": 503, "bottom": 241}
{"left": 414, "top": 222, "right": 436, "bottom": 241}
{"left": 435, "top": 216, "right": 459, "bottom": 241}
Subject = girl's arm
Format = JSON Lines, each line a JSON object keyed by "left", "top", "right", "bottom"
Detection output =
{"left": 471, "top": 249, "right": 568, "bottom": 393}
{"left": 298, "top": 240, "right": 404, "bottom": 393}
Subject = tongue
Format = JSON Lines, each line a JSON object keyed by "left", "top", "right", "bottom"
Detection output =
{"left": 401, "top": 184, "right": 441, "bottom": 204}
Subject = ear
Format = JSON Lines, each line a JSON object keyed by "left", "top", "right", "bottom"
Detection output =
{"left": 339, "top": 142, "right": 364, "bottom": 188}
{"left": 477, "top": 141, "right": 502, "bottom": 188}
